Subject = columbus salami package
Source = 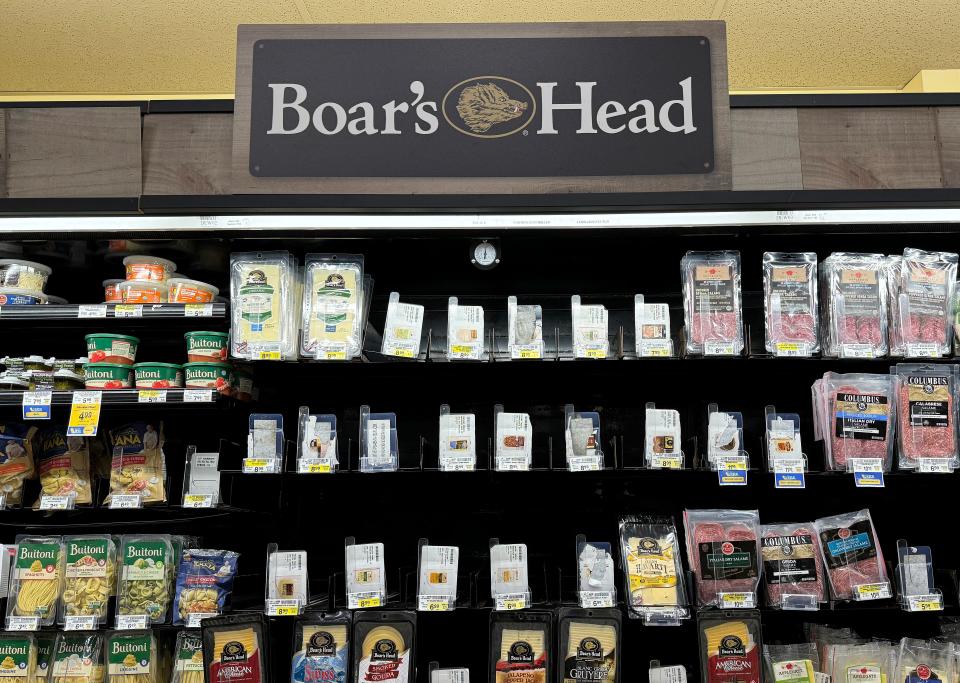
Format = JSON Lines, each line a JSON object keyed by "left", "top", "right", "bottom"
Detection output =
{"left": 354, "top": 611, "right": 414, "bottom": 683}
{"left": 683, "top": 509, "right": 760, "bottom": 609}
{"left": 825, "top": 253, "right": 889, "bottom": 359}
{"left": 818, "top": 372, "right": 897, "bottom": 472}
{"left": 814, "top": 509, "right": 890, "bottom": 602}
{"left": 897, "top": 248, "right": 958, "bottom": 357}
{"left": 894, "top": 364, "right": 959, "bottom": 469}
{"left": 618, "top": 516, "right": 689, "bottom": 620}
{"left": 763, "top": 252, "right": 819, "bottom": 356}
{"left": 698, "top": 611, "right": 762, "bottom": 683}
{"left": 763, "top": 643, "right": 820, "bottom": 683}
{"left": 759, "top": 523, "right": 826, "bottom": 609}
{"left": 681, "top": 251, "right": 744, "bottom": 356}
{"left": 830, "top": 643, "right": 894, "bottom": 683}
{"left": 896, "top": 638, "right": 956, "bottom": 683}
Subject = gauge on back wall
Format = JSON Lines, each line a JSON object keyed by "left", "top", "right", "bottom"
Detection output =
{"left": 470, "top": 239, "right": 500, "bottom": 270}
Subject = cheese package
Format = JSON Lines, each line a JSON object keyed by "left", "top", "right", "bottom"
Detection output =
{"left": 33, "top": 427, "right": 92, "bottom": 507}
{"left": 0, "top": 633, "right": 38, "bottom": 683}
{"left": 352, "top": 611, "right": 415, "bottom": 683}
{"left": 230, "top": 251, "right": 298, "bottom": 360}
{"left": 171, "top": 631, "right": 203, "bottom": 683}
{"left": 104, "top": 422, "right": 167, "bottom": 506}
{"left": 830, "top": 643, "right": 894, "bottom": 683}
{"left": 557, "top": 608, "right": 620, "bottom": 683}
{"left": 447, "top": 298, "right": 485, "bottom": 360}
{"left": 0, "top": 423, "right": 37, "bottom": 507}
{"left": 59, "top": 535, "right": 116, "bottom": 626}
{"left": 202, "top": 613, "right": 269, "bottom": 683}
{"left": 116, "top": 534, "right": 174, "bottom": 625}
{"left": 291, "top": 612, "right": 351, "bottom": 683}
{"left": 895, "top": 639, "right": 955, "bottom": 683}
{"left": 698, "top": 611, "right": 762, "bottom": 683}
{"left": 618, "top": 516, "right": 689, "bottom": 621}
{"left": 34, "top": 633, "right": 54, "bottom": 683}
{"left": 489, "top": 611, "right": 551, "bottom": 683}
{"left": 6, "top": 535, "right": 63, "bottom": 628}
{"left": 763, "top": 643, "right": 820, "bottom": 683}
{"left": 300, "top": 254, "right": 365, "bottom": 360}
{"left": 107, "top": 631, "right": 157, "bottom": 683}
{"left": 51, "top": 632, "right": 104, "bottom": 683}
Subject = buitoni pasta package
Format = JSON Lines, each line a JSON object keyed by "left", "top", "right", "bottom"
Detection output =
{"left": 171, "top": 632, "right": 203, "bottom": 683}
{"left": 60, "top": 535, "right": 116, "bottom": 626}
{"left": 7, "top": 535, "right": 64, "bottom": 628}
{"left": 0, "top": 633, "right": 38, "bottom": 683}
{"left": 172, "top": 549, "right": 239, "bottom": 626}
{"left": 106, "top": 631, "right": 157, "bottom": 683}
{"left": 116, "top": 535, "right": 174, "bottom": 625}
{"left": 51, "top": 632, "right": 104, "bottom": 683}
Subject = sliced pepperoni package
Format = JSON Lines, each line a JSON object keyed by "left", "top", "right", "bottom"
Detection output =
{"left": 819, "top": 372, "right": 897, "bottom": 472}
{"left": 825, "top": 253, "right": 889, "bottom": 359}
{"left": 683, "top": 509, "right": 761, "bottom": 609}
{"left": 763, "top": 252, "right": 820, "bottom": 356}
{"left": 897, "top": 248, "right": 958, "bottom": 358}
{"left": 681, "top": 251, "right": 744, "bottom": 357}
{"left": 894, "top": 364, "right": 959, "bottom": 470}
{"left": 759, "top": 523, "right": 826, "bottom": 609}
{"left": 813, "top": 509, "right": 890, "bottom": 602}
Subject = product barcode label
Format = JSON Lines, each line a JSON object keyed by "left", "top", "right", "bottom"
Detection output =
{"left": 512, "top": 344, "right": 543, "bottom": 360}
{"left": 840, "top": 344, "right": 875, "bottom": 359}
{"left": 906, "top": 343, "right": 940, "bottom": 358}
{"left": 773, "top": 457, "right": 806, "bottom": 489}
{"left": 853, "top": 582, "right": 892, "bottom": 601}
{"left": 298, "top": 459, "right": 333, "bottom": 473}
{"left": 906, "top": 594, "right": 943, "bottom": 612}
{"left": 187, "top": 612, "right": 218, "bottom": 628}
{"left": 64, "top": 615, "right": 98, "bottom": 631}
{"left": 116, "top": 614, "right": 150, "bottom": 630}
{"left": 418, "top": 595, "right": 453, "bottom": 612}
{"left": 774, "top": 342, "right": 810, "bottom": 357}
{"left": 719, "top": 592, "right": 756, "bottom": 609}
{"left": 495, "top": 593, "right": 527, "bottom": 611}
{"left": 109, "top": 494, "right": 143, "bottom": 509}
{"left": 78, "top": 304, "right": 108, "bottom": 319}
{"left": 265, "top": 599, "right": 301, "bottom": 616}
{"left": 850, "top": 458, "right": 885, "bottom": 488}
{"left": 578, "top": 591, "right": 615, "bottom": 608}
{"left": 439, "top": 456, "right": 475, "bottom": 472}
{"left": 22, "top": 391, "right": 52, "bottom": 421}
{"left": 5, "top": 616, "right": 39, "bottom": 631}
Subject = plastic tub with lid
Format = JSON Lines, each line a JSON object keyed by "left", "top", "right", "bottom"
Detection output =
{"left": 104, "top": 279, "right": 124, "bottom": 302}
{"left": 123, "top": 255, "right": 177, "bottom": 282}
{"left": 0, "top": 260, "right": 51, "bottom": 293}
{"left": 119, "top": 279, "right": 167, "bottom": 304}
{"left": 168, "top": 278, "right": 219, "bottom": 304}
{"left": 0, "top": 288, "right": 47, "bottom": 305}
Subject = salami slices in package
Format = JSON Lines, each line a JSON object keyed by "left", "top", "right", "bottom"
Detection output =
{"left": 683, "top": 509, "right": 760, "bottom": 609}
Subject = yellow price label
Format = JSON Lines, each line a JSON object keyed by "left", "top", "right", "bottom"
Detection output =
{"left": 518, "top": 349, "right": 541, "bottom": 359}
{"left": 450, "top": 345, "right": 473, "bottom": 355}
{"left": 245, "top": 459, "right": 268, "bottom": 468}
{"left": 183, "top": 494, "right": 212, "bottom": 507}
{"left": 584, "top": 349, "right": 606, "bottom": 359}
{"left": 358, "top": 597, "right": 381, "bottom": 608}
{"left": 392, "top": 348, "right": 415, "bottom": 358}
{"left": 645, "top": 347, "right": 670, "bottom": 357}
{"left": 306, "top": 463, "right": 331, "bottom": 473}
{"left": 426, "top": 601, "right": 448, "bottom": 612}
{"left": 258, "top": 351, "right": 282, "bottom": 360}
{"left": 67, "top": 391, "right": 102, "bottom": 436}
{"left": 275, "top": 606, "right": 299, "bottom": 616}
{"left": 502, "top": 599, "right": 525, "bottom": 610}
{"left": 114, "top": 304, "right": 142, "bottom": 317}
{"left": 324, "top": 351, "right": 347, "bottom": 360}
{"left": 656, "top": 457, "right": 683, "bottom": 469}
{"left": 916, "top": 601, "right": 939, "bottom": 611}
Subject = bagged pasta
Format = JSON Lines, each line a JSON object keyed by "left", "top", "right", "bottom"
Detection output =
{"left": 60, "top": 535, "right": 115, "bottom": 626}
{"left": 826, "top": 253, "right": 889, "bottom": 358}
{"left": 171, "top": 632, "right": 203, "bottom": 683}
{"left": 0, "top": 423, "right": 37, "bottom": 507}
{"left": 291, "top": 612, "right": 351, "bottom": 683}
{"left": 6, "top": 535, "right": 63, "bottom": 627}
{"left": 299, "top": 254, "right": 365, "bottom": 360}
{"left": 618, "top": 516, "right": 689, "bottom": 620}
{"left": 760, "top": 523, "right": 826, "bottom": 609}
{"left": 830, "top": 643, "right": 894, "bottom": 683}
{"left": 763, "top": 252, "right": 819, "bottom": 356}
{"left": 104, "top": 422, "right": 166, "bottom": 505}
{"left": 897, "top": 248, "right": 958, "bottom": 357}
{"left": 820, "top": 372, "right": 897, "bottom": 472}
{"left": 230, "top": 251, "right": 298, "bottom": 360}
{"left": 202, "top": 613, "right": 268, "bottom": 683}
{"left": 0, "top": 633, "right": 38, "bottom": 683}
{"left": 763, "top": 643, "right": 820, "bottom": 683}
{"left": 117, "top": 535, "right": 174, "bottom": 625}
{"left": 683, "top": 509, "right": 760, "bottom": 609}
{"left": 814, "top": 509, "right": 890, "bottom": 602}
{"left": 172, "top": 549, "right": 239, "bottom": 626}
{"left": 106, "top": 632, "right": 157, "bottom": 683}
{"left": 35, "top": 634, "right": 55, "bottom": 683}
{"left": 51, "top": 632, "right": 104, "bottom": 683}
{"left": 681, "top": 251, "right": 744, "bottom": 356}
{"left": 894, "top": 364, "right": 959, "bottom": 469}
{"left": 33, "top": 427, "right": 92, "bottom": 508}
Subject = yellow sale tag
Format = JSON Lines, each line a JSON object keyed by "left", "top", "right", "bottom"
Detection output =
{"left": 519, "top": 349, "right": 541, "bottom": 359}
{"left": 276, "top": 606, "right": 299, "bottom": 616}
{"left": 426, "top": 601, "right": 448, "bottom": 612}
{"left": 258, "top": 351, "right": 282, "bottom": 360}
{"left": 450, "top": 345, "right": 473, "bottom": 355}
{"left": 502, "top": 599, "right": 525, "bottom": 610}
{"left": 245, "top": 459, "right": 268, "bottom": 468}
{"left": 646, "top": 347, "right": 670, "bottom": 357}
{"left": 358, "top": 597, "right": 381, "bottom": 608}
{"left": 306, "top": 463, "right": 331, "bottom": 473}
{"left": 393, "top": 349, "right": 415, "bottom": 358}
{"left": 584, "top": 349, "right": 606, "bottom": 359}
{"left": 324, "top": 351, "right": 347, "bottom": 360}
{"left": 67, "top": 391, "right": 102, "bottom": 436}
{"left": 917, "top": 600, "right": 939, "bottom": 611}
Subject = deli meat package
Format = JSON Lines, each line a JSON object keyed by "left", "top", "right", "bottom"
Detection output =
{"left": 760, "top": 522, "right": 826, "bottom": 609}
{"left": 824, "top": 253, "right": 889, "bottom": 359}
{"left": 698, "top": 611, "right": 762, "bottom": 683}
{"left": 762, "top": 252, "right": 819, "bottom": 356}
{"left": 813, "top": 509, "right": 890, "bottom": 602}
{"left": 681, "top": 251, "right": 744, "bottom": 356}
{"left": 812, "top": 372, "right": 897, "bottom": 472}
{"left": 894, "top": 364, "right": 959, "bottom": 469}
{"left": 895, "top": 248, "right": 958, "bottom": 357}
{"left": 683, "top": 509, "right": 760, "bottom": 609}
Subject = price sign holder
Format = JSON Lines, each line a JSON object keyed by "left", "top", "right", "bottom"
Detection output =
{"left": 22, "top": 391, "right": 52, "bottom": 420}
{"left": 67, "top": 391, "right": 102, "bottom": 436}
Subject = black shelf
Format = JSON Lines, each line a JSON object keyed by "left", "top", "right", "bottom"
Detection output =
{"left": 0, "top": 302, "right": 227, "bottom": 320}
{"left": 0, "top": 388, "right": 223, "bottom": 405}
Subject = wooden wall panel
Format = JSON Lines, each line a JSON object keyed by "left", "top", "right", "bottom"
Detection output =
{"left": 797, "top": 107, "right": 942, "bottom": 189}
{"left": 731, "top": 108, "right": 802, "bottom": 190}
{"left": 1, "top": 107, "right": 141, "bottom": 198}
{"left": 937, "top": 107, "right": 960, "bottom": 188}
{"left": 142, "top": 113, "right": 233, "bottom": 195}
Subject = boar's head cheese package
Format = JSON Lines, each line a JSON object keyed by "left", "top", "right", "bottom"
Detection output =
{"left": 202, "top": 614, "right": 268, "bottom": 683}
{"left": 698, "top": 612, "right": 762, "bottom": 683}
{"left": 292, "top": 613, "right": 351, "bottom": 683}
{"left": 763, "top": 643, "right": 819, "bottom": 683}
{"left": 353, "top": 612, "right": 415, "bottom": 683}
{"left": 558, "top": 608, "right": 620, "bottom": 683}
{"left": 618, "top": 516, "right": 688, "bottom": 619}
{"left": 489, "top": 611, "right": 551, "bottom": 683}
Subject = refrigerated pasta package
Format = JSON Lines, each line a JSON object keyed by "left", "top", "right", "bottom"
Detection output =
{"left": 116, "top": 535, "right": 174, "bottom": 626}
{"left": 353, "top": 611, "right": 415, "bottom": 683}
{"left": 0, "top": 634, "right": 37, "bottom": 683}
{"left": 172, "top": 549, "right": 239, "bottom": 626}
{"left": 763, "top": 252, "right": 819, "bottom": 356}
{"left": 202, "top": 614, "right": 268, "bottom": 683}
{"left": 51, "top": 632, "right": 104, "bottom": 683}
{"left": 618, "top": 516, "right": 689, "bottom": 621}
{"left": 488, "top": 611, "right": 550, "bottom": 683}
{"left": 104, "top": 422, "right": 166, "bottom": 506}
{"left": 763, "top": 643, "right": 820, "bottom": 683}
{"left": 35, "top": 634, "right": 54, "bottom": 683}
{"left": 60, "top": 535, "right": 116, "bottom": 626}
{"left": 171, "top": 632, "right": 203, "bottom": 683}
{"left": 894, "top": 364, "right": 959, "bottom": 470}
{"left": 557, "top": 608, "right": 620, "bottom": 683}
{"left": 683, "top": 509, "right": 760, "bottom": 609}
{"left": 106, "top": 631, "right": 157, "bottom": 683}
{"left": 898, "top": 248, "right": 958, "bottom": 357}
{"left": 230, "top": 251, "right": 297, "bottom": 360}
{"left": 826, "top": 253, "right": 888, "bottom": 359}
{"left": 698, "top": 611, "right": 762, "bottom": 683}
{"left": 759, "top": 523, "right": 826, "bottom": 609}
{"left": 813, "top": 509, "right": 890, "bottom": 602}
{"left": 291, "top": 612, "right": 351, "bottom": 683}
{"left": 822, "top": 373, "right": 896, "bottom": 472}
{"left": 830, "top": 644, "right": 894, "bottom": 683}
{"left": 6, "top": 535, "right": 63, "bottom": 628}
{"left": 681, "top": 251, "right": 744, "bottom": 356}
{"left": 300, "top": 254, "right": 365, "bottom": 360}
{"left": 0, "top": 423, "right": 37, "bottom": 507}
{"left": 33, "top": 427, "right": 92, "bottom": 508}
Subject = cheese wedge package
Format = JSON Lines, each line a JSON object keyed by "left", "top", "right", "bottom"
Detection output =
{"left": 7, "top": 535, "right": 64, "bottom": 628}
{"left": 489, "top": 611, "right": 552, "bottom": 683}
{"left": 0, "top": 633, "right": 37, "bottom": 683}
{"left": 763, "top": 643, "right": 820, "bottom": 683}
{"left": 618, "top": 516, "right": 689, "bottom": 621}
{"left": 291, "top": 612, "right": 351, "bottom": 683}
{"left": 352, "top": 611, "right": 415, "bottom": 683}
{"left": 830, "top": 643, "right": 895, "bottom": 683}
{"left": 51, "top": 632, "right": 104, "bottom": 683}
{"left": 299, "top": 254, "right": 365, "bottom": 360}
{"left": 202, "top": 613, "right": 269, "bottom": 683}
{"left": 106, "top": 631, "right": 158, "bottom": 683}
{"left": 170, "top": 631, "right": 203, "bottom": 683}
{"left": 59, "top": 534, "right": 116, "bottom": 626}
{"left": 230, "top": 251, "right": 298, "bottom": 361}
{"left": 557, "top": 608, "right": 620, "bottom": 683}
{"left": 698, "top": 611, "right": 762, "bottom": 683}
{"left": 895, "top": 639, "right": 954, "bottom": 683}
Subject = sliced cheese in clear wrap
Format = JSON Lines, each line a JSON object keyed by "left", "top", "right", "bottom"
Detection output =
{"left": 698, "top": 611, "right": 762, "bottom": 683}
{"left": 353, "top": 612, "right": 415, "bottom": 683}
{"left": 292, "top": 614, "right": 350, "bottom": 683}
{"left": 489, "top": 612, "right": 551, "bottom": 683}
{"left": 558, "top": 609, "right": 620, "bottom": 683}
{"left": 202, "top": 614, "right": 268, "bottom": 683}
{"left": 300, "top": 256, "right": 364, "bottom": 359}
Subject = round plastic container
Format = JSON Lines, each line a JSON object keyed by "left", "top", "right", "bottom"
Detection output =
{"left": 83, "top": 362, "right": 134, "bottom": 389}
{"left": 168, "top": 278, "right": 219, "bottom": 304}
{"left": 183, "top": 362, "right": 232, "bottom": 392}
{"left": 119, "top": 279, "right": 167, "bottom": 304}
{"left": 85, "top": 333, "right": 139, "bottom": 365}
{"left": 123, "top": 255, "right": 176, "bottom": 282}
{"left": 0, "top": 259, "right": 51, "bottom": 293}
{"left": 104, "top": 279, "right": 124, "bottom": 303}
{"left": 23, "top": 356, "right": 54, "bottom": 372}
{"left": 0, "top": 288, "right": 47, "bottom": 305}
{"left": 53, "top": 369, "right": 85, "bottom": 391}
{"left": 184, "top": 331, "right": 229, "bottom": 362}
{"left": 0, "top": 374, "right": 29, "bottom": 391}
{"left": 133, "top": 362, "right": 184, "bottom": 389}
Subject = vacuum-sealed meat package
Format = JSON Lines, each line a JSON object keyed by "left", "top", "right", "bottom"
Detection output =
{"left": 884, "top": 255, "right": 904, "bottom": 356}
{"left": 760, "top": 523, "right": 826, "bottom": 609}
{"left": 814, "top": 509, "right": 890, "bottom": 602}
{"left": 763, "top": 252, "right": 819, "bottom": 356}
{"left": 895, "top": 363, "right": 959, "bottom": 469}
{"left": 896, "top": 248, "right": 958, "bottom": 357}
{"left": 826, "top": 253, "right": 888, "bottom": 358}
{"left": 681, "top": 251, "right": 744, "bottom": 356}
{"left": 683, "top": 509, "right": 760, "bottom": 609}
{"left": 821, "top": 372, "right": 896, "bottom": 472}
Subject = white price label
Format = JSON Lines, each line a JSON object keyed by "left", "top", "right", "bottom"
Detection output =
{"left": 138, "top": 389, "right": 167, "bottom": 403}
{"left": 77, "top": 304, "right": 108, "bottom": 319}
{"left": 853, "top": 582, "right": 892, "bottom": 601}
{"left": 719, "top": 592, "right": 756, "bottom": 609}
{"left": 496, "top": 456, "right": 530, "bottom": 472}
{"left": 418, "top": 595, "right": 453, "bottom": 612}
{"left": 578, "top": 591, "right": 615, "bottom": 608}
{"left": 265, "top": 599, "right": 302, "bottom": 616}
{"left": 114, "top": 304, "right": 143, "bottom": 318}
{"left": 906, "top": 343, "right": 941, "bottom": 358}
{"left": 39, "top": 494, "right": 74, "bottom": 510}
{"left": 22, "top": 391, "right": 52, "bottom": 420}
{"left": 64, "top": 615, "right": 98, "bottom": 631}
{"left": 918, "top": 458, "right": 953, "bottom": 473}
{"left": 109, "top": 494, "right": 143, "bottom": 509}
{"left": 704, "top": 341, "right": 737, "bottom": 356}
{"left": 183, "top": 389, "right": 214, "bottom": 403}
{"left": 650, "top": 455, "right": 683, "bottom": 470}
{"left": 495, "top": 593, "right": 527, "bottom": 611}
{"left": 187, "top": 612, "right": 218, "bottom": 628}
{"left": 182, "top": 494, "right": 214, "bottom": 508}
{"left": 840, "top": 344, "right": 875, "bottom": 359}
{"left": 116, "top": 614, "right": 150, "bottom": 630}
{"left": 439, "top": 457, "right": 475, "bottom": 472}
{"left": 298, "top": 459, "right": 332, "bottom": 473}
{"left": 5, "top": 616, "right": 39, "bottom": 631}
{"left": 906, "top": 594, "right": 943, "bottom": 612}
{"left": 348, "top": 591, "right": 383, "bottom": 609}
{"left": 567, "top": 456, "right": 602, "bottom": 472}
{"left": 774, "top": 342, "right": 811, "bottom": 357}
{"left": 184, "top": 304, "right": 214, "bottom": 317}
{"left": 850, "top": 458, "right": 885, "bottom": 488}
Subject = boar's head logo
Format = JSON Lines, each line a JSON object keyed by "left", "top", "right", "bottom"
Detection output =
{"left": 442, "top": 76, "right": 536, "bottom": 138}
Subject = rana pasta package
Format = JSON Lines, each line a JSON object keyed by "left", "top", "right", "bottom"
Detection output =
{"left": 763, "top": 643, "right": 820, "bottom": 683}
{"left": 202, "top": 614, "right": 269, "bottom": 683}
{"left": 759, "top": 523, "right": 826, "bottom": 609}
{"left": 829, "top": 643, "right": 894, "bottom": 683}
{"left": 353, "top": 611, "right": 415, "bottom": 683}
{"left": 681, "top": 251, "right": 744, "bottom": 356}
{"left": 33, "top": 427, "right": 92, "bottom": 508}
{"left": 291, "top": 612, "right": 351, "bottom": 683}
{"left": 763, "top": 252, "right": 819, "bottom": 356}
{"left": 896, "top": 639, "right": 956, "bottom": 683}
{"left": 171, "top": 632, "right": 203, "bottom": 683}
{"left": 557, "top": 608, "right": 620, "bottom": 683}
{"left": 172, "top": 549, "right": 239, "bottom": 626}
{"left": 488, "top": 611, "right": 551, "bottom": 683}
{"left": 0, "top": 633, "right": 38, "bottom": 683}
{"left": 116, "top": 535, "right": 175, "bottom": 625}
{"left": 815, "top": 372, "right": 897, "bottom": 472}
{"left": 897, "top": 248, "right": 958, "bottom": 357}
{"left": 683, "top": 509, "right": 760, "bottom": 609}
{"left": 60, "top": 535, "right": 116, "bottom": 626}
{"left": 0, "top": 423, "right": 37, "bottom": 507}
{"left": 107, "top": 631, "right": 157, "bottom": 683}
{"left": 813, "top": 509, "right": 890, "bottom": 602}
{"left": 825, "top": 253, "right": 889, "bottom": 359}
{"left": 51, "top": 632, "right": 104, "bottom": 683}
{"left": 230, "top": 251, "right": 298, "bottom": 361}
{"left": 618, "top": 516, "right": 689, "bottom": 620}
{"left": 300, "top": 254, "right": 365, "bottom": 360}
{"left": 894, "top": 364, "right": 959, "bottom": 469}
{"left": 7, "top": 536, "right": 64, "bottom": 628}
{"left": 104, "top": 422, "right": 166, "bottom": 505}
{"left": 698, "top": 611, "right": 762, "bottom": 683}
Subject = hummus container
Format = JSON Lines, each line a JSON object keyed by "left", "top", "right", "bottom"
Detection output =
{"left": 184, "top": 331, "right": 229, "bottom": 362}
{"left": 27, "top": 370, "right": 55, "bottom": 391}
{"left": 183, "top": 362, "right": 231, "bottom": 391}
{"left": 0, "top": 374, "right": 28, "bottom": 391}
{"left": 119, "top": 279, "right": 167, "bottom": 303}
{"left": 1, "top": 357, "right": 25, "bottom": 375}
{"left": 0, "top": 259, "right": 51, "bottom": 293}
{"left": 0, "top": 287, "right": 47, "bottom": 305}
{"left": 104, "top": 279, "right": 124, "bottom": 302}
{"left": 134, "top": 362, "right": 184, "bottom": 389}
{"left": 168, "top": 278, "right": 218, "bottom": 303}
{"left": 85, "top": 333, "right": 139, "bottom": 365}
{"left": 53, "top": 369, "right": 85, "bottom": 391}
{"left": 23, "top": 355, "right": 54, "bottom": 372}
{"left": 84, "top": 362, "right": 134, "bottom": 389}
{"left": 123, "top": 255, "right": 176, "bottom": 282}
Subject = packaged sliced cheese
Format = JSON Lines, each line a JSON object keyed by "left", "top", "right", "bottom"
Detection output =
{"left": 698, "top": 611, "right": 762, "bottom": 683}
{"left": 292, "top": 612, "right": 351, "bottom": 683}
{"left": 230, "top": 251, "right": 298, "bottom": 361}
{"left": 300, "top": 254, "right": 365, "bottom": 360}
{"left": 618, "top": 516, "right": 689, "bottom": 621}
{"left": 353, "top": 611, "right": 415, "bottom": 683}
{"left": 202, "top": 613, "right": 268, "bottom": 683}
{"left": 488, "top": 611, "right": 551, "bottom": 683}
{"left": 557, "top": 608, "right": 620, "bottom": 683}
{"left": 763, "top": 643, "right": 820, "bottom": 683}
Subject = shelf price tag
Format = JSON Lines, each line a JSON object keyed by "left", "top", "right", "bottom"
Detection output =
{"left": 184, "top": 304, "right": 214, "bottom": 317}
{"left": 704, "top": 341, "right": 737, "bottom": 356}
{"left": 39, "top": 494, "right": 75, "bottom": 511}
{"left": 109, "top": 494, "right": 143, "bottom": 510}
{"left": 773, "top": 457, "right": 806, "bottom": 489}
{"left": 258, "top": 350, "right": 282, "bottom": 360}
{"left": 138, "top": 389, "right": 167, "bottom": 403}
{"left": 114, "top": 304, "right": 143, "bottom": 318}
{"left": 417, "top": 595, "right": 453, "bottom": 612}
{"left": 495, "top": 593, "right": 527, "bottom": 611}
{"left": 906, "top": 594, "right": 943, "bottom": 612}
{"left": 182, "top": 494, "right": 215, "bottom": 508}
{"left": 5, "top": 616, "right": 40, "bottom": 631}
{"left": 183, "top": 389, "right": 214, "bottom": 403}
{"left": 22, "top": 391, "right": 52, "bottom": 420}
{"left": 78, "top": 304, "right": 108, "bottom": 319}
{"left": 918, "top": 458, "right": 953, "bottom": 474}
{"left": 719, "top": 592, "right": 756, "bottom": 609}
{"left": 850, "top": 458, "right": 885, "bottom": 488}
{"left": 578, "top": 591, "right": 615, "bottom": 608}
{"left": 906, "top": 343, "right": 940, "bottom": 358}
{"left": 116, "top": 614, "right": 150, "bottom": 630}
{"left": 298, "top": 459, "right": 332, "bottom": 474}
{"left": 187, "top": 612, "right": 218, "bottom": 628}
{"left": 852, "top": 582, "right": 892, "bottom": 601}
{"left": 242, "top": 458, "right": 278, "bottom": 474}
{"left": 67, "top": 391, "right": 102, "bottom": 436}
{"left": 347, "top": 592, "right": 383, "bottom": 609}
{"left": 716, "top": 456, "right": 748, "bottom": 486}
{"left": 64, "top": 615, "right": 99, "bottom": 631}
{"left": 650, "top": 455, "right": 682, "bottom": 470}
{"left": 265, "top": 599, "right": 301, "bottom": 616}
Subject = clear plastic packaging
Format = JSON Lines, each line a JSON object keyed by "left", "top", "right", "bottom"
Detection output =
{"left": 645, "top": 406, "right": 683, "bottom": 469}
{"left": 52, "top": 631, "right": 104, "bottom": 683}
{"left": 438, "top": 407, "right": 476, "bottom": 472}
{"left": 813, "top": 509, "right": 890, "bottom": 602}
{"left": 172, "top": 631, "right": 204, "bottom": 683}
{"left": 681, "top": 251, "right": 744, "bottom": 356}
{"left": 557, "top": 607, "right": 620, "bottom": 683}
{"left": 634, "top": 295, "right": 673, "bottom": 357}
{"left": 105, "top": 422, "right": 167, "bottom": 506}
{"left": 619, "top": 516, "right": 689, "bottom": 622}
{"left": 697, "top": 611, "right": 762, "bottom": 683}
{"left": 300, "top": 254, "right": 364, "bottom": 360}
{"left": 345, "top": 541, "right": 386, "bottom": 609}
{"left": 894, "top": 364, "right": 959, "bottom": 469}
{"left": 683, "top": 509, "right": 760, "bottom": 609}
{"left": 759, "top": 523, "right": 826, "bottom": 610}
{"left": 35, "top": 633, "right": 54, "bottom": 683}
{"left": 564, "top": 407, "right": 602, "bottom": 471}
{"left": 0, "top": 634, "right": 38, "bottom": 683}
{"left": 829, "top": 644, "right": 894, "bottom": 683}
{"left": 705, "top": 409, "right": 744, "bottom": 471}
{"left": 116, "top": 534, "right": 175, "bottom": 626}
{"left": 353, "top": 611, "right": 414, "bottom": 683}
{"left": 230, "top": 251, "right": 297, "bottom": 360}
{"left": 494, "top": 408, "right": 532, "bottom": 472}
{"left": 359, "top": 407, "right": 398, "bottom": 473}
{"left": 826, "top": 253, "right": 888, "bottom": 358}
{"left": 291, "top": 612, "right": 351, "bottom": 683}
{"left": 896, "top": 639, "right": 956, "bottom": 683}
{"left": 490, "top": 543, "right": 530, "bottom": 611}
{"left": 296, "top": 408, "right": 338, "bottom": 473}
{"left": 417, "top": 542, "right": 459, "bottom": 611}
{"left": 507, "top": 297, "right": 544, "bottom": 360}
{"left": 6, "top": 535, "right": 63, "bottom": 628}
{"left": 763, "top": 643, "right": 820, "bottom": 683}
{"left": 172, "top": 549, "right": 239, "bottom": 626}
{"left": 447, "top": 298, "right": 485, "bottom": 360}
{"left": 60, "top": 534, "right": 115, "bottom": 626}
{"left": 571, "top": 296, "right": 609, "bottom": 359}
{"left": 884, "top": 255, "right": 905, "bottom": 356}
{"left": 266, "top": 548, "right": 308, "bottom": 613}
{"left": 763, "top": 252, "right": 819, "bottom": 356}
{"left": 381, "top": 293, "right": 424, "bottom": 359}
{"left": 576, "top": 538, "right": 615, "bottom": 609}
{"left": 201, "top": 614, "right": 268, "bottom": 683}
{"left": 106, "top": 630, "right": 158, "bottom": 683}
{"left": 819, "top": 372, "right": 897, "bottom": 472}
{"left": 488, "top": 611, "right": 551, "bottom": 683}
{"left": 898, "top": 248, "right": 958, "bottom": 357}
